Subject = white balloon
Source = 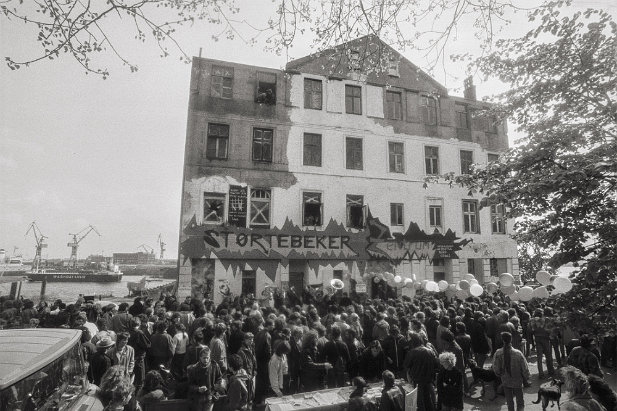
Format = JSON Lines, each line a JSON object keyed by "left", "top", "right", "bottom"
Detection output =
{"left": 469, "top": 279, "right": 479, "bottom": 286}
{"left": 486, "top": 282, "right": 499, "bottom": 294}
{"left": 553, "top": 277, "right": 573, "bottom": 293}
{"left": 533, "top": 286, "right": 549, "bottom": 299}
{"left": 536, "top": 270, "right": 551, "bottom": 286}
{"left": 394, "top": 275, "right": 403, "bottom": 283}
{"left": 469, "top": 283, "right": 484, "bottom": 297}
{"left": 501, "top": 284, "right": 516, "bottom": 295}
{"left": 510, "top": 291, "right": 520, "bottom": 301}
{"left": 519, "top": 286, "right": 534, "bottom": 301}
{"left": 438, "top": 280, "right": 449, "bottom": 292}
{"left": 464, "top": 273, "right": 476, "bottom": 282}
{"left": 458, "top": 280, "right": 470, "bottom": 290}
{"left": 499, "top": 273, "right": 514, "bottom": 287}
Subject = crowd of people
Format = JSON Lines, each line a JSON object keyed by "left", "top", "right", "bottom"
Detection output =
{"left": 0, "top": 286, "right": 616, "bottom": 411}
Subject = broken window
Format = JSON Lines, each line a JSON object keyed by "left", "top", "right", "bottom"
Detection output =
{"left": 345, "top": 85, "right": 362, "bottom": 114}
{"left": 304, "top": 78, "right": 323, "bottom": 110}
{"left": 425, "top": 146, "right": 439, "bottom": 175}
{"left": 386, "top": 91, "right": 402, "bottom": 120}
{"left": 252, "top": 128, "right": 273, "bottom": 162}
{"left": 346, "top": 137, "right": 363, "bottom": 170}
{"left": 206, "top": 123, "right": 229, "bottom": 159}
{"left": 303, "top": 192, "right": 322, "bottom": 226}
{"left": 303, "top": 133, "right": 322, "bottom": 167}
{"left": 389, "top": 142, "right": 404, "bottom": 173}
{"left": 460, "top": 150, "right": 473, "bottom": 174}
{"left": 211, "top": 65, "right": 233, "bottom": 99}
{"left": 256, "top": 71, "right": 276, "bottom": 105}
{"left": 390, "top": 203, "right": 404, "bottom": 226}
{"left": 346, "top": 195, "right": 364, "bottom": 229}
{"left": 250, "top": 189, "right": 271, "bottom": 228}
{"left": 203, "top": 192, "right": 226, "bottom": 224}
{"left": 420, "top": 96, "right": 438, "bottom": 126}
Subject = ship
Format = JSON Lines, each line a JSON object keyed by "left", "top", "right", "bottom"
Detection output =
{"left": 27, "top": 262, "right": 123, "bottom": 283}
{"left": 0, "top": 249, "right": 32, "bottom": 276}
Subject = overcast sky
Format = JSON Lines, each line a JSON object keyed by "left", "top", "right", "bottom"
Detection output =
{"left": 1, "top": 1, "right": 614, "bottom": 260}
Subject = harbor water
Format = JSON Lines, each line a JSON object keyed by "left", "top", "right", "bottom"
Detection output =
{"left": 0, "top": 276, "right": 175, "bottom": 302}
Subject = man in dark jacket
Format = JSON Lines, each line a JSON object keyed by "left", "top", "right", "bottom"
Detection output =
{"left": 254, "top": 320, "right": 273, "bottom": 405}
{"left": 110, "top": 302, "right": 133, "bottom": 334}
{"left": 380, "top": 370, "right": 406, "bottom": 411}
{"left": 323, "top": 325, "right": 351, "bottom": 388}
{"left": 383, "top": 325, "right": 407, "bottom": 379}
{"left": 404, "top": 332, "right": 438, "bottom": 411}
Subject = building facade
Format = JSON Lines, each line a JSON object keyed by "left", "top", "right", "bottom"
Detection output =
{"left": 178, "top": 37, "right": 518, "bottom": 303}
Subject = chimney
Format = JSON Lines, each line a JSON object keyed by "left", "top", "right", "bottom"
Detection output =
{"left": 464, "top": 76, "right": 476, "bottom": 101}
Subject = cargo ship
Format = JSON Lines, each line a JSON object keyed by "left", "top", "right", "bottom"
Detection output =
{"left": 0, "top": 250, "right": 32, "bottom": 276}
{"left": 27, "top": 263, "right": 123, "bottom": 283}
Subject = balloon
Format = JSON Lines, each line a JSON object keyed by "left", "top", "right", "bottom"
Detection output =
{"left": 464, "top": 273, "right": 476, "bottom": 282}
{"left": 519, "top": 286, "right": 533, "bottom": 301}
{"left": 499, "top": 273, "right": 514, "bottom": 287}
{"left": 549, "top": 275, "right": 558, "bottom": 285}
{"left": 425, "top": 281, "right": 438, "bottom": 292}
{"left": 448, "top": 284, "right": 457, "bottom": 292}
{"left": 469, "top": 283, "right": 484, "bottom": 297}
{"left": 394, "top": 275, "right": 402, "bottom": 283}
{"left": 445, "top": 289, "right": 456, "bottom": 299}
{"left": 486, "top": 282, "right": 499, "bottom": 294}
{"left": 510, "top": 291, "right": 520, "bottom": 301}
{"left": 501, "top": 284, "right": 516, "bottom": 295}
{"left": 377, "top": 273, "right": 384, "bottom": 280}
{"left": 373, "top": 276, "right": 381, "bottom": 284}
{"left": 553, "top": 277, "right": 573, "bottom": 293}
{"left": 458, "top": 280, "right": 470, "bottom": 290}
{"left": 455, "top": 289, "right": 469, "bottom": 300}
{"left": 403, "top": 278, "right": 414, "bottom": 287}
{"left": 469, "top": 279, "right": 479, "bottom": 286}
{"left": 438, "top": 280, "right": 449, "bottom": 292}
{"left": 384, "top": 272, "right": 395, "bottom": 281}
{"left": 533, "top": 286, "right": 549, "bottom": 299}
{"left": 414, "top": 281, "right": 423, "bottom": 290}
{"left": 536, "top": 270, "right": 551, "bottom": 286}
{"left": 420, "top": 280, "right": 428, "bottom": 289}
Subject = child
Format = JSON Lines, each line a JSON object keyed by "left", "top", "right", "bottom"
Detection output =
{"left": 437, "top": 352, "right": 464, "bottom": 411}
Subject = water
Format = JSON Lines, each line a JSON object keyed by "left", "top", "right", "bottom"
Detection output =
{"left": 0, "top": 276, "right": 175, "bottom": 302}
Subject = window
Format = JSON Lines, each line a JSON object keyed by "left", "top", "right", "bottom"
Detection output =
{"left": 460, "top": 150, "right": 474, "bottom": 174}
{"left": 203, "top": 192, "right": 226, "bottom": 224}
{"left": 242, "top": 270, "right": 256, "bottom": 296}
{"left": 252, "top": 128, "right": 273, "bottom": 162}
{"left": 456, "top": 104, "right": 469, "bottom": 129}
{"left": 303, "top": 192, "right": 322, "bottom": 226}
{"left": 346, "top": 195, "right": 364, "bottom": 229}
{"left": 490, "top": 258, "right": 508, "bottom": 278}
{"left": 425, "top": 146, "right": 439, "bottom": 175}
{"left": 491, "top": 204, "right": 506, "bottom": 234}
{"left": 462, "top": 200, "right": 480, "bottom": 233}
{"left": 488, "top": 153, "right": 499, "bottom": 163}
{"left": 433, "top": 259, "right": 445, "bottom": 282}
{"left": 386, "top": 91, "right": 402, "bottom": 120}
{"left": 346, "top": 137, "right": 363, "bottom": 170}
{"left": 345, "top": 85, "right": 362, "bottom": 114}
{"left": 388, "top": 59, "right": 400, "bottom": 77}
{"left": 211, "top": 65, "right": 233, "bottom": 99}
{"left": 250, "top": 189, "right": 271, "bottom": 227}
{"left": 256, "top": 71, "right": 276, "bottom": 104}
{"left": 390, "top": 203, "right": 404, "bottom": 226}
{"left": 304, "top": 78, "right": 323, "bottom": 110}
{"left": 333, "top": 270, "right": 343, "bottom": 280}
{"left": 349, "top": 50, "right": 360, "bottom": 71}
{"left": 420, "top": 96, "right": 438, "bottom": 126}
{"left": 388, "top": 142, "right": 404, "bottom": 173}
{"left": 429, "top": 205, "right": 442, "bottom": 229}
{"left": 303, "top": 133, "right": 322, "bottom": 167}
{"left": 206, "top": 123, "right": 229, "bottom": 159}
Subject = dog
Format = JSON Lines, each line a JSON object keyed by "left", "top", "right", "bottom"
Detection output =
{"left": 468, "top": 359, "right": 502, "bottom": 399}
{"left": 588, "top": 374, "right": 617, "bottom": 411}
{"left": 532, "top": 379, "right": 563, "bottom": 410}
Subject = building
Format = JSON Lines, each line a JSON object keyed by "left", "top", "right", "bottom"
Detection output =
{"left": 177, "top": 36, "right": 518, "bottom": 303}
{"left": 113, "top": 252, "right": 156, "bottom": 265}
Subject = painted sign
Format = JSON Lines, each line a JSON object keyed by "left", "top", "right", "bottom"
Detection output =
{"left": 355, "top": 283, "right": 367, "bottom": 293}
{"left": 228, "top": 185, "right": 247, "bottom": 227}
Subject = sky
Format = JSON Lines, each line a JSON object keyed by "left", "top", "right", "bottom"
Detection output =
{"left": 1, "top": 0, "right": 614, "bottom": 261}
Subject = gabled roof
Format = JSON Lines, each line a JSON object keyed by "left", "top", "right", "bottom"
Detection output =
{"left": 286, "top": 35, "right": 448, "bottom": 95}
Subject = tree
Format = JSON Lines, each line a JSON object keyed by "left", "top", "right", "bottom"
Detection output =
{"left": 2, "top": 0, "right": 525, "bottom": 77}
{"left": 431, "top": 2, "right": 616, "bottom": 333}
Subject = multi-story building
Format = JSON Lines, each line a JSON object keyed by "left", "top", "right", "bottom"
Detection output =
{"left": 113, "top": 252, "right": 156, "bottom": 265}
{"left": 177, "top": 36, "right": 518, "bottom": 303}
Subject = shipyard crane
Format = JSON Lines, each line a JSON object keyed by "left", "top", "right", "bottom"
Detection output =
{"left": 25, "top": 222, "right": 47, "bottom": 271}
{"left": 67, "top": 225, "right": 100, "bottom": 268}
{"left": 157, "top": 234, "right": 166, "bottom": 260}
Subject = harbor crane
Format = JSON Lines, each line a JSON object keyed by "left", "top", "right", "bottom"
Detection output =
{"left": 25, "top": 222, "right": 47, "bottom": 271}
{"left": 67, "top": 225, "right": 100, "bottom": 267}
{"left": 157, "top": 234, "right": 166, "bottom": 260}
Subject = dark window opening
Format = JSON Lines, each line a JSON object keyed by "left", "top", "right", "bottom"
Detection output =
{"left": 345, "top": 85, "right": 362, "bottom": 114}
{"left": 425, "top": 146, "right": 439, "bottom": 175}
{"left": 206, "top": 123, "right": 229, "bottom": 159}
{"left": 242, "top": 270, "right": 256, "bottom": 296}
{"left": 304, "top": 78, "right": 323, "bottom": 110}
{"left": 252, "top": 128, "right": 273, "bottom": 162}
{"left": 346, "top": 137, "right": 363, "bottom": 170}
{"left": 256, "top": 72, "right": 276, "bottom": 105}
{"left": 389, "top": 142, "right": 404, "bottom": 173}
{"left": 303, "top": 192, "right": 322, "bottom": 226}
{"left": 211, "top": 65, "right": 233, "bottom": 99}
{"left": 460, "top": 150, "right": 473, "bottom": 174}
{"left": 346, "top": 195, "right": 364, "bottom": 229}
{"left": 390, "top": 203, "right": 404, "bottom": 226}
{"left": 303, "top": 133, "right": 322, "bottom": 167}
{"left": 204, "top": 192, "right": 226, "bottom": 224}
{"left": 386, "top": 91, "right": 402, "bottom": 120}
{"left": 420, "top": 96, "right": 438, "bottom": 126}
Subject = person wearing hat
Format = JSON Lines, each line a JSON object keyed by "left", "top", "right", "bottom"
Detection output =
{"left": 90, "top": 336, "right": 115, "bottom": 385}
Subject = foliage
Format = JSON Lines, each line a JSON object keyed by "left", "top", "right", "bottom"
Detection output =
{"left": 428, "top": 2, "right": 617, "bottom": 333}
{"left": 2, "top": 0, "right": 525, "bottom": 77}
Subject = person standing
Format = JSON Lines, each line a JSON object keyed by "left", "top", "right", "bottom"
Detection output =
{"left": 237, "top": 332, "right": 257, "bottom": 405}
{"left": 493, "top": 332, "right": 530, "bottom": 411}
{"left": 110, "top": 303, "right": 133, "bottom": 334}
{"left": 323, "top": 326, "right": 351, "bottom": 388}
{"left": 437, "top": 352, "right": 464, "bottom": 411}
{"left": 128, "top": 317, "right": 150, "bottom": 393}
{"left": 254, "top": 320, "right": 273, "bottom": 404}
{"left": 269, "top": 341, "right": 290, "bottom": 397}
{"left": 187, "top": 347, "right": 223, "bottom": 411}
{"left": 531, "top": 309, "right": 555, "bottom": 379}
{"left": 109, "top": 332, "right": 135, "bottom": 379}
{"left": 404, "top": 332, "right": 439, "bottom": 411}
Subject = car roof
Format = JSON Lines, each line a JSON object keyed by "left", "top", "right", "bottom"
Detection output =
{"left": 0, "top": 328, "right": 81, "bottom": 390}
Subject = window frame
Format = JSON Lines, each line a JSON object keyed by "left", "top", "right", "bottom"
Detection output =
{"left": 346, "top": 194, "right": 364, "bottom": 229}
{"left": 460, "top": 150, "right": 474, "bottom": 174}
{"left": 455, "top": 103, "right": 470, "bottom": 129}
{"left": 345, "top": 85, "right": 362, "bottom": 115}
{"left": 390, "top": 203, "right": 404, "bottom": 226}
{"left": 203, "top": 192, "right": 226, "bottom": 225}
{"left": 491, "top": 204, "right": 506, "bottom": 234}
{"left": 256, "top": 71, "right": 277, "bottom": 105}
{"left": 345, "top": 137, "right": 363, "bottom": 170}
{"left": 205, "top": 123, "right": 229, "bottom": 160}
{"left": 302, "top": 191, "right": 323, "bottom": 227}
{"left": 303, "top": 133, "right": 322, "bottom": 167}
{"left": 252, "top": 128, "right": 273, "bottom": 163}
{"left": 462, "top": 199, "right": 480, "bottom": 234}
{"left": 420, "top": 95, "right": 438, "bottom": 126}
{"left": 386, "top": 90, "right": 403, "bottom": 120}
{"left": 210, "top": 65, "right": 234, "bottom": 99}
{"left": 250, "top": 188, "right": 271, "bottom": 228}
{"left": 241, "top": 270, "right": 257, "bottom": 296}
{"left": 424, "top": 146, "right": 440, "bottom": 175}
{"left": 388, "top": 141, "right": 405, "bottom": 173}
{"left": 488, "top": 153, "right": 500, "bottom": 163}
{"left": 304, "top": 78, "right": 323, "bottom": 110}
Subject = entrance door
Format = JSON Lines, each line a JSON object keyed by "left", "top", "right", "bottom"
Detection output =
{"left": 289, "top": 271, "right": 304, "bottom": 295}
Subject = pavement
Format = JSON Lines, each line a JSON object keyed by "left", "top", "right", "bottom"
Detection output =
{"left": 463, "top": 352, "right": 617, "bottom": 410}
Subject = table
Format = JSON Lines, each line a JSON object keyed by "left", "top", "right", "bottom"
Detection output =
{"left": 265, "top": 381, "right": 417, "bottom": 411}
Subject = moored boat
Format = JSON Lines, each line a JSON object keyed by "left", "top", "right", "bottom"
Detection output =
{"left": 27, "top": 262, "right": 123, "bottom": 283}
